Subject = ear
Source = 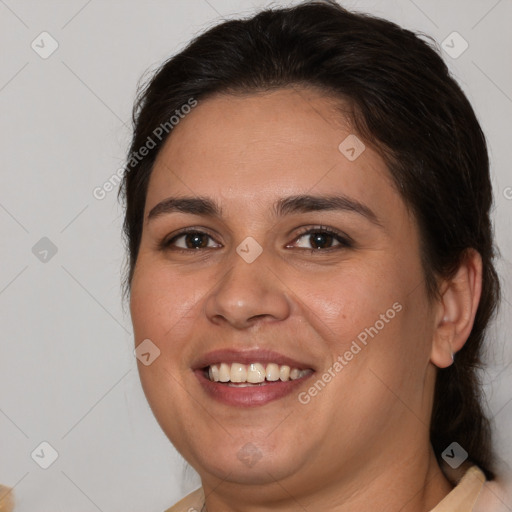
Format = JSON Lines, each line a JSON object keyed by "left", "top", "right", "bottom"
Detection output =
{"left": 430, "top": 249, "right": 483, "bottom": 368}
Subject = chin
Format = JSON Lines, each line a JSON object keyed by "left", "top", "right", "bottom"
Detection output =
{"left": 185, "top": 436, "right": 308, "bottom": 486}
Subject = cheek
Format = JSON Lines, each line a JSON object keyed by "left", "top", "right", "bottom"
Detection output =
{"left": 129, "top": 261, "right": 203, "bottom": 421}
{"left": 298, "top": 255, "right": 431, "bottom": 402}
{"left": 130, "top": 259, "right": 206, "bottom": 344}
{"left": 296, "top": 262, "right": 405, "bottom": 349}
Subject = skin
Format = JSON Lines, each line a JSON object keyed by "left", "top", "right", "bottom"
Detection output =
{"left": 130, "top": 87, "right": 482, "bottom": 511}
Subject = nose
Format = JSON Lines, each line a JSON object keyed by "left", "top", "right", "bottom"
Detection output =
{"left": 204, "top": 249, "right": 292, "bottom": 329}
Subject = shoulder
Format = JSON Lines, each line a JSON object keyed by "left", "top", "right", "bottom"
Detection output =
{"left": 163, "top": 488, "right": 204, "bottom": 512}
{"left": 431, "top": 465, "right": 486, "bottom": 511}
{"left": 473, "top": 476, "right": 512, "bottom": 512}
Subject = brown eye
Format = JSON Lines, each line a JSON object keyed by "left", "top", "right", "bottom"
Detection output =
{"left": 308, "top": 232, "right": 335, "bottom": 249}
{"left": 291, "top": 227, "right": 352, "bottom": 251}
{"left": 163, "top": 230, "right": 221, "bottom": 251}
{"left": 183, "top": 233, "right": 209, "bottom": 249}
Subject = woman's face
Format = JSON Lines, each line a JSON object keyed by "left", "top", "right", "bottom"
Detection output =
{"left": 130, "top": 88, "right": 439, "bottom": 492}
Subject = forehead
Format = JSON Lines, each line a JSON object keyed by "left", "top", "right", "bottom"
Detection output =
{"left": 145, "top": 87, "right": 398, "bottom": 217}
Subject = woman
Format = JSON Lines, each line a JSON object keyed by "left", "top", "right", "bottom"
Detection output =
{"left": 120, "top": 1, "right": 506, "bottom": 510}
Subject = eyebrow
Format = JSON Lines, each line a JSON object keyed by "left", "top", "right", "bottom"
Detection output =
{"left": 147, "top": 194, "right": 382, "bottom": 227}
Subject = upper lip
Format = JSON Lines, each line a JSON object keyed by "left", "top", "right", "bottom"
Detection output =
{"left": 192, "top": 348, "right": 315, "bottom": 371}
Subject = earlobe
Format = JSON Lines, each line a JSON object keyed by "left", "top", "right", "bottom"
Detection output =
{"left": 430, "top": 249, "right": 483, "bottom": 369}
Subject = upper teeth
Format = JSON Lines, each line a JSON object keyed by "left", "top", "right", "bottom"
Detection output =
{"left": 207, "top": 363, "right": 310, "bottom": 383}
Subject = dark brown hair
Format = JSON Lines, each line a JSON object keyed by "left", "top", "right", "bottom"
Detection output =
{"left": 119, "top": 0, "right": 500, "bottom": 479}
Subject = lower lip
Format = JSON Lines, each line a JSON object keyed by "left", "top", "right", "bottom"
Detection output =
{"left": 194, "top": 370, "right": 314, "bottom": 407}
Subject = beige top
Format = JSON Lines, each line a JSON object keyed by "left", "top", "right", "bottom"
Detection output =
{"left": 430, "top": 465, "right": 485, "bottom": 511}
{"left": 165, "top": 466, "right": 490, "bottom": 512}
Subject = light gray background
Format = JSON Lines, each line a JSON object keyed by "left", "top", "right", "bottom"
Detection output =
{"left": 0, "top": 0, "right": 511, "bottom": 510}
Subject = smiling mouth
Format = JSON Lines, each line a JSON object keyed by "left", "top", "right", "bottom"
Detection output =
{"left": 204, "top": 362, "right": 313, "bottom": 385}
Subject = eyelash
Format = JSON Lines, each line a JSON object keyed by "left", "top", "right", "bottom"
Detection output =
{"left": 160, "top": 225, "right": 353, "bottom": 254}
